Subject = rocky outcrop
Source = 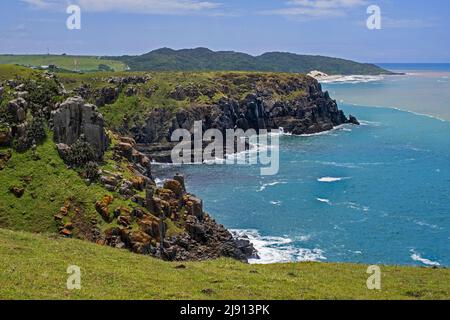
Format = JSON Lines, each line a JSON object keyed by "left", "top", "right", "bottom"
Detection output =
{"left": 129, "top": 77, "right": 358, "bottom": 161}
{"left": 52, "top": 97, "right": 109, "bottom": 159}
{"left": 101, "top": 171, "right": 256, "bottom": 262}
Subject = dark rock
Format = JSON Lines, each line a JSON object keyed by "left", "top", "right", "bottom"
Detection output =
{"left": 0, "top": 127, "right": 12, "bottom": 147}
{"left": 52, "top": 97, "right": 109, "bottom": 160}
{"left": 9, "top": 186, "right": 25, "bottom": 198}
{"left": 163, "top": 179, "right": 184, "bottom": 198}
{"left": 0, "top": 150, "right": 12, "bottom": 170}
{"left": 125, "top": 87, "right": 137, "bottom": 97}
{"left": 348, "top": 114, "right": 360, "bottom": 125}
{"left": 8, "top": 98, "right": 27, "bottom": 123}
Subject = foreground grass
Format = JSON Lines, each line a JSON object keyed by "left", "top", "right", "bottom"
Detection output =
{"left": 0, "top": 229, "right": 448, "bottom": 300}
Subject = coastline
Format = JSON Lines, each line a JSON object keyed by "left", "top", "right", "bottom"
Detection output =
{"left": 151, "top": 104, "right": 450, "bottom": 267}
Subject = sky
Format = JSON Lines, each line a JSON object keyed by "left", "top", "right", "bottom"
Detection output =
{"left": 0, "top": 0, "right": 449, "bottom": 62}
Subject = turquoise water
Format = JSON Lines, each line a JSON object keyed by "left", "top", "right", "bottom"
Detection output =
{"left": 325, "top": 64, "right": 450, "bottom": 121}
{"left": 154, "top": 66, "right": 450, "bottom": 266}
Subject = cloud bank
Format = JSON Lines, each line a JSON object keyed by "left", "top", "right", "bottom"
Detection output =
{"left": 262, "top": 0, "right": 368, "bottom": 18}
{"left": 21, "top": 0, "right": 222, "bottom": 15}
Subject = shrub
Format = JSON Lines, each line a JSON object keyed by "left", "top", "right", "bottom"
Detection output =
{"left": 81, "top": 161, "right": 100, "bottom": 182}
{"left": 64, "top": 138, "right": 96, "bottom": 167}
{"left": 12, "top": 118, "right": 47, "bottom": 152}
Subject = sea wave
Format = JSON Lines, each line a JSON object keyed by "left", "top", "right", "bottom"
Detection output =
{"left": 231, "top": 229, "right": 325, "bottom": 264}
{"left": 257, "top": 181, "right": 287, "bottom": 192}
{"left": 277, "top": 124, "right": 352, "bottom": 137}
{"left": 410, "top": 250, "right": 440, "bottom": 266}
{"left": 317, "top": 177, "right": 349, "bottom": 183}
{"left": 316, "top": 198, "right": 331, "bottom": 204}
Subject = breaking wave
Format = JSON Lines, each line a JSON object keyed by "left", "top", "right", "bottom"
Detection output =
{"left": 231, "top": 229, "right": 326, "bottom": 264}
{"left": 410, "top": 250, "right": 440, "bottom": 266}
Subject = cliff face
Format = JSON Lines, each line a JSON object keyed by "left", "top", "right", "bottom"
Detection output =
{"left": 126, "top": 74, "right": 358, "bottom": 161}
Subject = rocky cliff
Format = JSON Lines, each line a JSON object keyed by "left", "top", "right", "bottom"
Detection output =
{"left": 120, "top": 73, "right": 359, "bottom": 162}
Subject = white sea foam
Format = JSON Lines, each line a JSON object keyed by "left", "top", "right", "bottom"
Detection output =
{"left": 316, "top": 198, "right": 331, "bottom": 204}
{"left": 413, "top": 220, "right": 440, "bottom": 230}
{"left": 258, "top": 181, "right": 287, "bottom": 192}
{"left": 340, "top": 201, "right": 370, "bottom": 212}
{"left": 231, "top": 229, "right": 325, "bottom": 264}
{"left": 318, "top": 75, "right": 385, "bottom": 84}
{"left": 154, "top": 178, "right": 164, "bottom": 187}
{"left": 410, "top": 250, "right": 440, "bottom": 267}
{"left": 270, "top": 200, "right": 282, "bottom": 206}
{"left": 276, "top": 124, "right": 351, "bottom": 138}
{"left": 317, "top": 177, "right": 349, "bottom": 183}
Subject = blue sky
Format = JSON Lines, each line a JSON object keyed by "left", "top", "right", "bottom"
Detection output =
{"left": 0, "top": 0, "right": 449, "bottom": 62}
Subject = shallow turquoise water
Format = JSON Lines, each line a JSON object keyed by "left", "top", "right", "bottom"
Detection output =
{"left": 154, "top": 66, "right": 450, "bottom": 266}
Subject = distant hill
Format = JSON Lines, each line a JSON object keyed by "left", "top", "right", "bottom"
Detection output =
{"left": 115, "top": 48, "right": 393, "bottom": 75}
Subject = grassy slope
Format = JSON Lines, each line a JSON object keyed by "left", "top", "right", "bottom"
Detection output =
{"left": 0, "top": 228, "right": 448, "bottom": 300}
{"left": 0, "top": 134, "right": 153, "bottom": 235}
{"left": 0, "top": 55, "right": 127, "bottom": 72}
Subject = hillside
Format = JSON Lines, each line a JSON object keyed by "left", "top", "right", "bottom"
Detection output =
{"left": 115, "top": 48, "right": 393, "bottom": 75}
{"left": 0, "top": 55, "right": 127, "bottom": 72}
{"left": 0, "top": 228, "right": 448, "bottom": 300}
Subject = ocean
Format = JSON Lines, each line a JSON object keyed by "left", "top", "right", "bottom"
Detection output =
{"left": 153, "top": 64, "right": 450, "bottom": 266}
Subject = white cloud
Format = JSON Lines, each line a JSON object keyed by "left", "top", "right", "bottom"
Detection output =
{"left": 20, "top": 0, "right": 222, "bottom": 15}
{"left": 262, "top": 0, "right": 368, "bottom": 18}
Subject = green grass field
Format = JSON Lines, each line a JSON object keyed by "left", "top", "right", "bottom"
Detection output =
{"left": 0, "top": 228, "right": 448, "bottom": 300}
{"left": 0, "top": 55, "right": 127, "bottom": 72}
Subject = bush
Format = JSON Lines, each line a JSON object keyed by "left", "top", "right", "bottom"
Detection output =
{"left": 12, "top": 118, "right": 47, "bottom": 152}
{"left": 64, "top": 138, "right": 96, "bottom": 167}
{"left": 81, "top": 161, "right": 100, "bottom": 182}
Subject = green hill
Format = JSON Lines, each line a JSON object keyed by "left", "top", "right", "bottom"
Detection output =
{"left": 0, "top": 55, "right": 127, "bottom": 72}
{"left": 0, "top": 228, "right": 448, "bottom": 300}
{"left": 115, "top": 48, "right": 393, "bottom": 75}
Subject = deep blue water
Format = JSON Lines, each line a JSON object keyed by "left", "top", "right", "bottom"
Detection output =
{"left": 153, "top": 68, "right": 450, "bottom": 266}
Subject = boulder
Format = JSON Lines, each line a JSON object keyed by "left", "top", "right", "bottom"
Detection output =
{"left": 52, "top": 97, "right": 109, "bottom": 160}
{"left": 9, "top": 186, "right": 25, "bottom": 198}
{"left": 0, "top": 150, "right": 12, "bottom": 170}
{"left": 0, "top": 127, "right": 12, "bottom": 146}
{"left": 163, "top": 179, "right": 184, "bottom": 198}
{"left": 348, "top": 114, "right": 360, "bottom": 125}
{"left": 125, "top": 87, "right": 137, "bottom": 97}
{"left": 95, "top": 195, "right": 114, "bottom": 222}
{"left": 183, "top": 195, "right": 204, "bottom": 220}
{"left": 8, "top": 98, "right": 27, "bottom": 123}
